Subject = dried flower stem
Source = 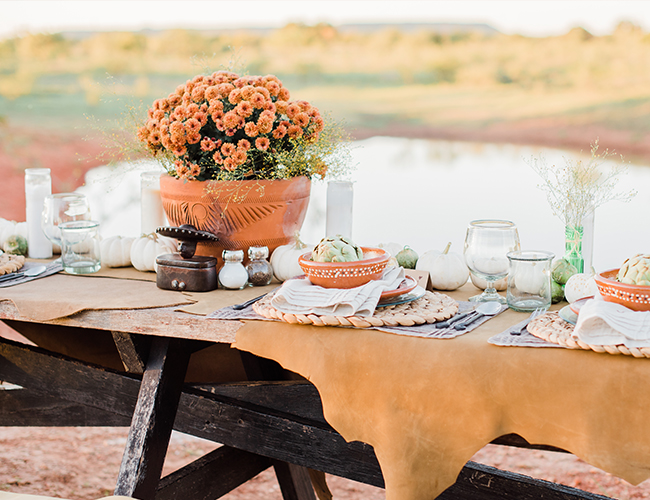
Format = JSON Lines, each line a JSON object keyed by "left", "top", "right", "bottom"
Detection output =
{"left": 527, "top": 139, "right": 636, "bottom": 228}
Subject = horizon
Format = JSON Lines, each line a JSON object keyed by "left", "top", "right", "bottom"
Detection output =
{"left": 2, "top": 0, "right": 650, "bottom": 39}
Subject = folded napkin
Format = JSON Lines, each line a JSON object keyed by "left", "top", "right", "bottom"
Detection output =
{"left": 270, "top": 265, "right": 405, "bottom": 317}
{"left": 573, "top": 298, "right": 650, "bottom": 348}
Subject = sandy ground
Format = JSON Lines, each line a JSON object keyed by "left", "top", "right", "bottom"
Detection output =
{"left": 2, "top": 122, "right": 650, "bottom": 498}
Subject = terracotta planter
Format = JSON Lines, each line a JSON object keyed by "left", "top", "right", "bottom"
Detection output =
{"left": 159, "top": 175, "right": 311, "bottom": 264}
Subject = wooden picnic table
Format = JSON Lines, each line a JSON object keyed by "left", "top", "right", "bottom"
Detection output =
{"left": 0, "top": 268, "right": 647, "bottom": 500}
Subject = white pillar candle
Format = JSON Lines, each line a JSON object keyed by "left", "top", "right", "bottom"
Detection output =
{"left": 326, "top": 181, "right": 353, "bottom": 239}
{"left": 140, "top": 171, "right": 167, "bottom": 235}
{"left": 25, "top": 168, "right": 53, "bottom": 259}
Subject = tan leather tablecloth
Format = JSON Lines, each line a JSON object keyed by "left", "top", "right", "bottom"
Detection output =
{"left": 235, "top": 283, "right": 650, "bottom": 500}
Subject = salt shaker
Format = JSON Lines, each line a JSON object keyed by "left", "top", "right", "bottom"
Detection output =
{"left": 246, "top": 246, "right": 273, "bottom": 286}
{"left": 219, "top": 250, "right": 248, "bottom": 290}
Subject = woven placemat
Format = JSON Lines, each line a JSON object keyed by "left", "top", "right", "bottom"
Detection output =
{"left": 528, "top": 312, "right": 650, "bottom": 358}
{"left": 252, "top": 290, "right": 459, "bottom": 328}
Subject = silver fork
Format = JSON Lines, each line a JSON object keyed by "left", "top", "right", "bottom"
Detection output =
{"left": 510, "top": 307, "right": 546, "bottom": 335}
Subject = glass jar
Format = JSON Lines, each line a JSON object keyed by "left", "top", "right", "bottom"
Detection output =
{"left": 218, "top": 250, "right": 248, "bottom": 290}
{"left": 246, "top": 246, "right": 273, "bottom": 286}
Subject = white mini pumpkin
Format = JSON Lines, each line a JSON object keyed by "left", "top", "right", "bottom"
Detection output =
{"left": 130, "top": 233, "right": 177, "bottom": 272}
{"left": 416, "top": 242, "right": 469, "bottom": 291}
{"left": 0, "top": 218, "right": 28, "bottom": 248}
{"left": 100, "top": 235, "right": 136, "bottom": 268}
{"left": 564, "top": 273, "right": 599, "bottom": 303}
{"left": 270, "top": 236, "right": 312, "bottom": 282}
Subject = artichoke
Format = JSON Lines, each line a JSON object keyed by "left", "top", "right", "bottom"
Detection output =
{"left": 617, "top": 254, "right": 650, "bottom": 286}
{"left": 311, "top": 235, "right": 363, "bottom": 263}
{"left": 551, "top": 258, "right": 578, "bottom": 285}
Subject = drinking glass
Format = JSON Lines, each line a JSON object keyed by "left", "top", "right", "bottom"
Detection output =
{"left": 506, "top": 250, "right": 554, "bottom": 312}
{"left": 464, "top": 219, "right": 521, "bottom": 303}
{"left": 41, "top": 193, "right": 92, "bottom": 248}
{"left": 59, "top": 220, "right": 101, "bottom": 274}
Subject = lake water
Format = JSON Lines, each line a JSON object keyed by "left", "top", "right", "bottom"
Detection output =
{"left": 80, "top": 137, "right": 650, "bottom": 273}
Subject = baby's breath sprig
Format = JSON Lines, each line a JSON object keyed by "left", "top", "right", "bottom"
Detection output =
{"left": 527, "top": 140, "right": 637, "bottom": 228}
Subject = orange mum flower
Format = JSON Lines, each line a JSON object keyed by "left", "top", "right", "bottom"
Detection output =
{"left": 222, "top": 111, "right": 242, "bottom": 130}
{"left": 244, "top": 121, "right": 259, "bottom": 137}
{"left": 235, "top": 101, "right": 254, "bottom": 118}
{"left": 249, "top": 92, "right": 266, "bottom": 109}
{"left": 313, "top": 116, "right": 325, "bottom": 133}
{"left": 275, "top": 101, "right": 288, "bottom": 115}
{"left": 184, "top": 118, "right": 201, "bottom": 134}
{"left": 191, "top": 85, "right": 206, "bottom": 102}
{"left": 167, "top": 93, "right": 182, "bottom": 107}
{"left": 232, "top": 149, "right": 247, "bottom": 165}
{"left": 212, "top": 151, "right": 223, "bottom": 164}
{"left": 272, "top": 125, "right": 287, "bottom": 139}
{"left": 169, "top": 120, "right": 185, "bottom": 137}
{"left": 287, "top": 125, "right": 303, "bottom": 139}
{"left": 201, "top": 137, "right": 217, "bottom": 152}
{"left": 255, "top": 137, "right": 270, "bottom": 151}
{"left": 265, "top": 81, "right": 280, "bottom": 96}
{"left": 293, "top": 112, "right": 310, "bottom": 128}
{"left": 228, "top": 88, "right": 243, "bottom": 105}
{"left": 257, "top": 119, "right": 273, "bottom": 135}
{"left": 241, "top": 85, "right": 255, "bottom": 100}
{"left": 194, "top": 111, "right": 208, "bottom": 127}
{"left": 278, "top": 87, "right": 290, "bottom": 100}
{"left": 136, "top": 126, "right": 149, "bottom": 142}
{"left": 221, "top": 143, "right": 236, "bottom": 157}
{"left": 237, "top": 139, "right": 251, "bottom": 151}
{"left": 186, "top": 132, "right": 201, "bottom": 144}
{"left": 223, "top": 157, "right": 237, "bottom": 172}
{"left": 171, "top": 144, "right": 187, "bottom": 157}
{"left": 175, "top": 161, "right": 190, "bottom": 179}
{"left": 189, "top": 162, "right": 201, "bottom": 178}
{"left": 205, "top": 86, "right": 220, "bottom": 101}
{"left": 286, "top": 103, "right": 300, "bottom": 119}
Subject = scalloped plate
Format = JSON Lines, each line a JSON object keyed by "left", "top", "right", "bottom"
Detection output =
{"left": 380, "top": 275, "right": 418, "bottom": 300}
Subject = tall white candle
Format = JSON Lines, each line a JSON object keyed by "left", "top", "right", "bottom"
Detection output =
{"left": 140, "top": 171, "right": 167, "bottom": 234}
{"left": 25, "top": 168, "right": 53, "bottom": 259}
{"left": 326, "top": 181, "right": 353, "bottom": 239}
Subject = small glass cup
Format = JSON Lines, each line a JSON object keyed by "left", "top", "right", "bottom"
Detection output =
{"left": 506, "top": 250, "right": 555, "bottom": 312}
{"left": 59, "top": 220, "right": 101, "bottom": 274}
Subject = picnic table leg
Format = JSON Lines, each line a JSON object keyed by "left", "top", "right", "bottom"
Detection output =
{"left": 240, "top": 351, "right": 319, "bottom": 500}
{"left": 114, "top": 336, "right": 192, "bottom": 500}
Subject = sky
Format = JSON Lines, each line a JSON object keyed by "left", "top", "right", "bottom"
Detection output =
{"left": 2, "top": 0, "right": 650, "bottom": 39}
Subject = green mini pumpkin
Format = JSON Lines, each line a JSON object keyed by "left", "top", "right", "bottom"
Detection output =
{"left": 3, "top": 235, "right": 28, "bottom": 256}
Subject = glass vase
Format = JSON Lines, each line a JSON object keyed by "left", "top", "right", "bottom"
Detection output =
{"left": 564, "top": 224, "right": 584, "bottom": 273}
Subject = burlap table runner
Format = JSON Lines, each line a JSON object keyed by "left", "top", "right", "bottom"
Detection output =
{"left": 0, "top": 272, "right": 196, "bottom": 321}
{"left": 235, "top": 282, "right": 650, "bottom": 500}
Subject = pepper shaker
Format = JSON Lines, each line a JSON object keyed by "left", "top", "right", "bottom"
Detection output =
{"left": 246, "top": 246, "right": 273, "bottom": 286}
{"left": 218, "top": 250, "right": 248, "bottom": 289}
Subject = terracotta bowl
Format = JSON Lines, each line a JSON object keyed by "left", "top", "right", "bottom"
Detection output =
{"left": 298, "top": 247, "right": 390, "bottom": 288}
{"left": 594, "top": 268, "right": 650, "bottom": 311}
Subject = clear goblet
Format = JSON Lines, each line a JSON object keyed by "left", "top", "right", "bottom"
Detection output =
{"left": 464, "top": 219, "right": 521, "bottom": 303}
{"left": 41, "top": 193, "right": 92, "bottom": 249}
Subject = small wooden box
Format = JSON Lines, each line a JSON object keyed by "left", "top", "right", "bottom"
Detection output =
{"left": 156, "top": 253, "right": 217, "bottom": 292}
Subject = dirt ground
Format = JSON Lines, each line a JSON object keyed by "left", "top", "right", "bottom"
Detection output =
{"left": 2, "top": 122, "right": 650, "bottom": 498}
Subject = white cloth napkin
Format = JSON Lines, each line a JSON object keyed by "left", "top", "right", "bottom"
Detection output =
{"left": 572, "top": 298, "right": 650, "bottom": 348}
{"left": 270, "top": 265, "right": 405, "bottom": 317}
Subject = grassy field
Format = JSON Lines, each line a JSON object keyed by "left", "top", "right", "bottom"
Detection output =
{"left": 2, "top": 21, "right": 650, "bottom": 221}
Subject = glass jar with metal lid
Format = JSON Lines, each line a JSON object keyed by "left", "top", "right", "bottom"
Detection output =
{"left": 246, "top": 246, "right": 273, "bottom": 286}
